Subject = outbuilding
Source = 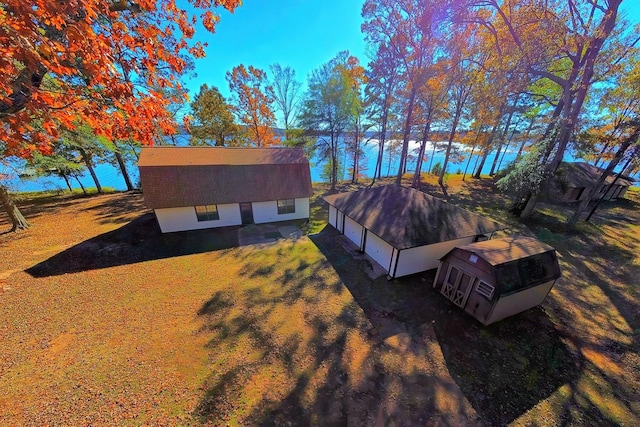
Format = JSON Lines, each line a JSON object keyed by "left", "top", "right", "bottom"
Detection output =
{"left": 138, "top": 147, "right": 312, "bottom": 233}
{"left": 551, "top": 162, "right": 634, "bottom": 202}
{"left": 433, "top": 236, "right": 561, "bottom": 325}
{"left": 323, "top": 185, "right": 506, "bottom": 278}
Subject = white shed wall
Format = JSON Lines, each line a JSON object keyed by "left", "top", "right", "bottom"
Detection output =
{"left": 394, "top": 236, "right": 474, "bottom": 278}
{"left": 329, "top": 205, "right": 337, "bottom": 228}
{"left": 251, "top": 198, "right": 310, "bottom": 224}
{"left": 344, "top": 216, "right": 364, "bottom": 249}
{"left": 364, "top": 232, "right": 394, "bottom": 274}
{"left": 486, "top": 280, "right": 555, "bottom": 325}
{"left": 154, "top": 203, "right": 242, "bottom": 233}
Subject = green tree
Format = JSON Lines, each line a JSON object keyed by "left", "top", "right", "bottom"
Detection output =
{"left": 189, "top": 84, "right": 238, "bottom": 146}
{"left": 299, "top": 52, "right": 360, "bottom": 191}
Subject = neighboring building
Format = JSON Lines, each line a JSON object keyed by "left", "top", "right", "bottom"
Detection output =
{"left": 324, "top": 185, "right": 506, "bottom": 278}
{"left": 550, "top": 162, "right": 634, "bottom": 203}
{"left": 433, "top": 236, "right": 561, "bottom": 325}
{"left": 138, "top": 147, "right": 312, "bottom": 233}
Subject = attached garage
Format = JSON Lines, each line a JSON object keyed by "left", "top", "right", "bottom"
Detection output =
{"left": 324, "top": 185, "right": 506, "bottom": 278}
{"left": 433, "top": 236, "right": 561, "bottom": 325}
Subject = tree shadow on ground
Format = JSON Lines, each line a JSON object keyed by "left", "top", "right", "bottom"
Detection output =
{"left": 26, "top": 213, "right": 240, "bottom": 277}
{"left": 193, "top": 235, "right": 473, "bottom": 426}
{"left": 310, "top": 226, "right": 579, "bottom": 425}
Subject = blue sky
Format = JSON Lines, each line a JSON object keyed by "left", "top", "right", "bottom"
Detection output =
{"left": 183, "top": 0, "right": 368, "bottom": 101}
{"left": 182, "top": 0, "right": 640, "bottom": 126}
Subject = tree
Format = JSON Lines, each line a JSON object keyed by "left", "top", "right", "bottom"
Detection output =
{"left": 226, "top": 64, "right": 278, "bottom": 147}
{"left": 24, "top": 143, "right": 86, "bottom": 193}
{"left": 475, "top": 0, "right": 626, "bottom": 218}
{"left": 566, "top": 53, "right": 640, "bottom": 227}
{"left": 299, "top": 52, "right": 360, "bottom": 191}
{"left": 365, "top": 43, "right": 401, "bottom": 184}
{"left": 1, "top": 0, "right": 241, "bottom": 231}
{"left": 362, "top": 0, "right": 450, "bottom": 186}
{"left": 189, "top": 84, "right": 238, "bottom": 146}
{"left": 269, "top": 64, "right": 302, "bottom": 132}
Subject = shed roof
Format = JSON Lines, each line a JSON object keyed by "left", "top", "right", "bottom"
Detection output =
{"left": 558, "top": 162, "right": 634, "bottom": 188}
{"left": 138, "top": 147, "right": 312, "bottom": 208}
{"left": 453, "top": 236, "right": 555, "bottom": 266}
{"left": 324, "top": 185, "right": 505, "bottom": 249}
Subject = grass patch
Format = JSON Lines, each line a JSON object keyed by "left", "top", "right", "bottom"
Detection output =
{"left": 1, "top": 179, "right": 639, "bottom": 425}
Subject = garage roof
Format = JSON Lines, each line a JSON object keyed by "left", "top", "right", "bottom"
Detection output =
{"left": 324, "top": 185, "right": 505, "bottom": 249}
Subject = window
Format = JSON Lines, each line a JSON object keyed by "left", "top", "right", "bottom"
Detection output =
{"left": 195, "top": 205, "right": 219, "bottom": 221}
{"left": 476, "top": 281, "right": 495, "bottom": 300}
{"left": 277, "top": 199, "right": 295, "bottom": 215}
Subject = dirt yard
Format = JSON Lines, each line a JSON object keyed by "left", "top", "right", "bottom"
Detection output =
{"left": 1, "top": 179, "right": 638, "bottom": 426}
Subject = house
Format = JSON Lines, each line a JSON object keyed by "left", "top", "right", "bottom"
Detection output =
{"left": 551, "top": 162, "right": 634, "bottom": 202}
{"left": 433, "top": 236, "right": 561, "bottom": 325}
{"left": 138, "top": 147, "right": 312, "bottom": 233}
{"left": 323, "top": 185, "right": 506, "bottom": 278}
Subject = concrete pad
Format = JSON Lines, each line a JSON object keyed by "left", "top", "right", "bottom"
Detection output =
{"left": 277, "top": 225, "right": 303, "bottom": 240}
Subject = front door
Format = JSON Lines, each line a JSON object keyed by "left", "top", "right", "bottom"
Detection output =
{"left": 240, "top": 202, "right": 254, "bottom": 225}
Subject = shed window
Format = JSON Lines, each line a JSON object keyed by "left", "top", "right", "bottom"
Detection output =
{"left": 195, "top": 205, "right": 219, "bottom": 221}
{"left": 496, "top": 253, "right": 558, "bottom": 295}
{"left": 476, "top": 281, "right": 495, "bottom": 300}
{"left": 277, "top": 199, "right": 295, "bottom": 214}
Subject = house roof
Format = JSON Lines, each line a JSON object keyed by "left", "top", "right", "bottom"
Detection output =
{"left": 138, "top": 147, "right": 312, "bottom": 208}
{"left": 323, "top": 185, "right": 505, "bottom": 249}
{"left": 558, "top": 162, "right": 634, "bottom": 188}
{"left": 138, "top": 146, "right": 310, "bottom": 167}
{"left": 452, "top": 236, "right": 556, "bottom": 266}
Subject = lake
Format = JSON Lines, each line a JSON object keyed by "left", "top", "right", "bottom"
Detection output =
{"left": 2, "top": 139, "right": 576, "bottom": 193}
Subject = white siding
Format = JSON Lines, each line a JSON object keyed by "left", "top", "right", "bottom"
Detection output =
{"left": 394, "top": 236, "right": 474, "bottom": 278}
{"left": 344, "top": 216, "right": 364, "bottom": 248}
{"left": 336, "top": 211, "right": 345, "bottom": 233}
{"left": 155, "top": 203, "right": 242, "bottom": 233}
{"left": 485, "top": 280, "right": 555, "bottom": 325}
{"left": 329, "top": 206, "right": 337, "bottom": 228}
{"left": 364, "top": 232, "right": 394, "bottom": 274}
{"left": 251, "top": 198, "right": 310, "bottom": 224}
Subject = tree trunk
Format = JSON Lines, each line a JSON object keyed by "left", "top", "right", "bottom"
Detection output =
{"left": 396, "top": 88, "right": 417, "bottom": 185}
{"left": 412, "top": 119, "right": 432, "bottom": 189}
{"left": 497, "top": 125, "right": 519, "bottom": 172}
{"left": 515, "top": 116, "right": 536, "bottom": 161}
{"left": 462, "top": 139, "right": 479, "bottom": 182}
{"left": 1, "top": 186, "right": 30, "bottom": 231}
{"left": 114, "top": 149, "right": 134, "bottom": 191}
{"left": 60, "top": 174, "right": 73, "bottom": 192}
{"left": 330, "top": 132, "right": 338, "bottom": 192}
{"left": 490, "top": 96, "right": 519, "bottom": 175}
{"left": 74, "top": 175, "right": 87, "bottom": 195}
{"left": 439, "top": 102, "right": 464, "bottom": 198}
{"left": 520, "top": 192, "right": 540, "bottom": 219}
{"left": 473, "top": 120, "right": 501, "bottom": 178}
{"left": 78, "top": 147, "right": 103, "bottom": 194}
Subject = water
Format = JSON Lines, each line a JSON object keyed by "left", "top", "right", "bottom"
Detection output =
{"left": 0, "top": 138, "right": 581, "bottom": 193}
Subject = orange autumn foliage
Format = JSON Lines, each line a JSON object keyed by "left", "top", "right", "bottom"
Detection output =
{"left": 226, "top": 64, "right": 279, "bottom": 147}
{"left": 0, "top": 0, "right": 241, "bottom": 158}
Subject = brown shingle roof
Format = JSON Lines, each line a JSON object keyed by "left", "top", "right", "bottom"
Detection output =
{"left": 324, "top": 185, "right": 505, "bottom": 249}
{"left": 558, "top": 162, "right": 634, "bottom": 188}
{"left": 139, "top": 147, "right": 312, "bottom": 208}
{"left": 453, "top": 236, "right": 555, "bottom": 266}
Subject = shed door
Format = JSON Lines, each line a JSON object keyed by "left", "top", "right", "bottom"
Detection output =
{"left": 441, "top": 266, "right": 474, "bottom": 309}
